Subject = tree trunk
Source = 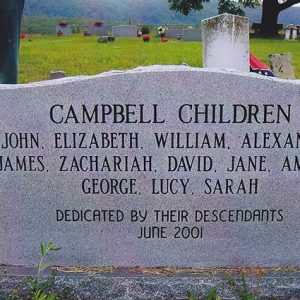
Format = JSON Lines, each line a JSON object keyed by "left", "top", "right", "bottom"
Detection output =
{"left": 260, "top": 0, "right": 280, "bottom": 37}
{"left": 0, "top": 0, "right": 24, "bottom": 84}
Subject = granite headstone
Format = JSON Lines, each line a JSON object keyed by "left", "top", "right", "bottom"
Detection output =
{"left": 0, "top": 65, "right": 299, "bottom": 268}
{"left": 165, "top": 29, "right": 183, "bottom": 39}
{"left": 55, "top": 25, "right": 71, "bottom": 36}
{"left": 181, "top": 29, "right": 202, "bottom": 41}
{"left": 89, "top": 25, "right": 112, "bottom": 36}
{"left": 112, "top": 25, "right": 137, "bottom": 38}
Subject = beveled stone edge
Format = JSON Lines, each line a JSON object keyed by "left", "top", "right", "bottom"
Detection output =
{"left": 0, "top": 65, "right": 299, "bottom": 90}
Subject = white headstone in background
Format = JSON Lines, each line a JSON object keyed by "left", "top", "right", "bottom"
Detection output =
{"left": 285, "top": 25, "right": 298, "bottom": 40}
{"left": 292, "top": 28, "right": 298, "bottom": 40}
{"left": 285, "top": 28, "right": 291, "bottom": 40}
{"left": 202, "top": 13, "right": 249, "bottom": 72}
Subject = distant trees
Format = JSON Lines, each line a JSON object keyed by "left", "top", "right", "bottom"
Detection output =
{"left": 168, "top": 0, "right": 300, "bottom": 36}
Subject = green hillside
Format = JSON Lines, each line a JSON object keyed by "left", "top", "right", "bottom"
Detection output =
{"left": 23, "top": 0, "right": 299, "bottom": 26}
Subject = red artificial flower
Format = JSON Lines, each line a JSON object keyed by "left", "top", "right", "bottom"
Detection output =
{"left": 94, "top": 20, "right": 103, "bottom": 27}
{"left": 59, "top": 20, "right": 68, "bottom": 27}
{"left": 142, "top": 35, "right": 151, "bottom": 42}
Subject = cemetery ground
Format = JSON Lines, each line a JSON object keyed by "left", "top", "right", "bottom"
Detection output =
{"left": 19, "top": 34, "right": 300, "bottom": 83}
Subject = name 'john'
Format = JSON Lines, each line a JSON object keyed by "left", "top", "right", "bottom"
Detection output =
{"left": 1, "top": 133, "right": 39, "bottom": 149}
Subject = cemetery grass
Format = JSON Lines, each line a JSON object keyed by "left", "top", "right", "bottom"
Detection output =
{"left": 19, "top": 35, "right": 300, "bottom": 83}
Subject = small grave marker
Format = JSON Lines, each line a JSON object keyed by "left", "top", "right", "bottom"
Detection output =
{"left": 269, "top": 53, "right": 296, "bottom": 79}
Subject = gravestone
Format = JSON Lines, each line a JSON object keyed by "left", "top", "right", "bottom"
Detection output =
{"left": 181, "top": 29, "right": 202, "bottom": 41}
{"left": 202, "top": 14, "right": 249, "bottom": 72}
{"left": 165, "top": 29, "right": 182, "bottom": 39}
{"left": 0, "top": 65, "right": 299, "bottom": 268}
{"left": 89, "top": 24, "right": 112, "bottom": 36}
{"left": 285, "top": 25, "right": 298, "bottom": 40}
{"left": 55, "top": 25, "right": 71, "bottom": 36}
{"left": 269, "top": 53, "right": 296, "bottom": 79}
{"left": 112, "top": 25, "right": 137, "bottom": 38}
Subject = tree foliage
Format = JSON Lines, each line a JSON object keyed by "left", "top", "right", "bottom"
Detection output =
{"left": 168, "top": 0, "right": 300, "bottom": 36}
{"left": 168, "top": 0, "right": 260, "bottom": 16}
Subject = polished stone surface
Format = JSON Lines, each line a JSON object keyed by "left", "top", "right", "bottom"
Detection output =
{"left": 0, "top": 66, "right": 299, "bottom": 268}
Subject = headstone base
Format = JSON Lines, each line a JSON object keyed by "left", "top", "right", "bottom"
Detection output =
{"left": 0, "top": 266, "right": 299, "bottom": 300}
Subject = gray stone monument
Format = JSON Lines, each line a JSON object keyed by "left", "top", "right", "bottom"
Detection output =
{"left": 202, "top": 14, "right": 249, "bottom": 72}
{"left": 181, "top": 29, "right": 202, "bottom": 41}
{"left": 0, "top": 65, "right": 299, "bottom": 269}
{"left": 89, "top": 24, "right": 112, "bottom": 36}
{"left": 55, "top": 25, "right": 71, "bottom": 36}
{"left": 165, "top": 29, "right": 183, "bottom": 39}
{"left": 112, "top": 25, "right": 137, "bottom": 38}
{"left": 269, "top": 53, "right": 296, "bottom": 79}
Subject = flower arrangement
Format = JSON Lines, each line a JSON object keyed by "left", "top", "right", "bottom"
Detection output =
{"left": 161, "top": 37, "right": 168, "bottom": 42}
{"left": 59, "top": 20, "right": 68, "bottom": 27}
{"left": 142, "top": 35, "right": 151, "bottom": 42}
{"left": 94, "top": 20, "right": 103, "bottom": 27}
{"left": 157, "top": 26, "right": 168, "bottom": 38}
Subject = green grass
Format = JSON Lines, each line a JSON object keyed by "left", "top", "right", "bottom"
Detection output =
{"left": 19, "top": 34, "right": 300, "bottom": 83}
